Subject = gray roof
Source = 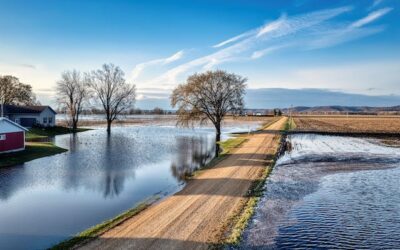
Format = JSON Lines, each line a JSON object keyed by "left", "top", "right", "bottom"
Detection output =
{"left": 2, "top": 105, "right": 57, "bottom": 115}
{"left": 0, "top": 117, "right": 29, "bottom": 131}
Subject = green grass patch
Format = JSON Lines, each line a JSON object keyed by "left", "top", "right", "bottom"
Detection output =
{"left": 0, "top": 142, "right": 68, "bottom": 168}
{"left": 284, "top": 117, "right": 296, "bottom": 131}
{"left": 219, "top": 136, "right": 248, "bottom": 155}
{"left": 26, "top": 126, "right": 90, "bottom": 141}
{"left": 50, "top": 198, "right": 158, "bottom": 250}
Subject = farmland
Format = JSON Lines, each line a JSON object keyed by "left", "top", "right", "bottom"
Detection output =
{"left": 292, "top": 115, "right": 400, "bottom": 134}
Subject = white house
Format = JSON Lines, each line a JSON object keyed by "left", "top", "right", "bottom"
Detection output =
{"left": 3, "top": 105, "right": 57, "bottom": 128}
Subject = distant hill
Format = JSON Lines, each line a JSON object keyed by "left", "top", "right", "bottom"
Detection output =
{"left": 282, "top": 105, "right": 400, "bottom": 114}
{"left": 243, "top": 105, "right": 400, "bottom": 115}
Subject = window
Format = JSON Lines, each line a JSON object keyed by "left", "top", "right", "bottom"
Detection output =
{"left": 48, "top": 117, "right": 53, "bottom": 124}
{"left": 43, "top": 117, "right": 47, "bottom": 123}
{"left": 0, "top": 134, "right": 6, "bottom": 141}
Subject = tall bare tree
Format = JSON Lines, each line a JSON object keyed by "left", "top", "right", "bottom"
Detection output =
{"left": 56, "top": 70, "right": 90, "bottom": 131}
{"left": 171, "top": 70, "right": 246, "bottom": 156}
{"left": 0, "top": 75, "right": 38, "bottom": 105}
{"left": 89, "top": 63, "right": 136, "bottom": 133}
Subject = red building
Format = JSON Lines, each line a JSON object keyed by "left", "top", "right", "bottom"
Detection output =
{"left": 0, "top": 117, "right": 28, "bottom": 154}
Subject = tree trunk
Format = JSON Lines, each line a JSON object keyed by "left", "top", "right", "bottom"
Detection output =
{"left": 215, "top": 125, "right": 221, "bottom": 157}
{"left": 72, "top": 121, "right": 78, "bottom": 132}
{"left": 107, "top": 119, "right": 112, "bottom": 134}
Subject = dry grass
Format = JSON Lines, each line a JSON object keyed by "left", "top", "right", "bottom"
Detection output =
{"left": 293, "top": 115, "right": 400, "bottom": 133}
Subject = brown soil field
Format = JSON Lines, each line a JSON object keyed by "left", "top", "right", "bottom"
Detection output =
{"left": 293, "top": 115, "right": 400, "bottom": 133}
{"left": 77, "top": 117, "right": 287, "bottom": 250}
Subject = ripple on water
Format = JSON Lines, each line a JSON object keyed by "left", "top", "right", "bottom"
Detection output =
{"left": 240, "top": 134, "right": 400, "bottom": 249}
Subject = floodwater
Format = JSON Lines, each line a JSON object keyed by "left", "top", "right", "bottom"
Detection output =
{"left": 241, "top": 134, "right": 400, "bottom": 249}
{"left": 0, "top": 123, "right": 260, "bottom": 250}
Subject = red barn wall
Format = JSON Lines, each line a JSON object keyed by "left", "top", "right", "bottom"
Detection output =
{"left": 0, "top": 132, "right": 25, "bottom": 152}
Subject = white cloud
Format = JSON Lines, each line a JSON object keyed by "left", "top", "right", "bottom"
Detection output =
{"left": 256, "top": 16, "right": 287, "bottom": 37}
{"left": 306, "top": 8, "right": 392, "bottom": 49}
{"left": 131, "top": 50, "right": 184, "bottom": 80}
{"left": 251, "top": 45, "right": 290, "bottom": 59}
{"left": 212, "top": 30, "right": 254, "bottom": 48}
{"left": 371, "top": 0, "right": 384, "bottom": 9}
{"left": 350, "top": 7, "right": 392, "bottom": 28}
{"left": 156, "top": 6, "right": 354, "bottom": 85}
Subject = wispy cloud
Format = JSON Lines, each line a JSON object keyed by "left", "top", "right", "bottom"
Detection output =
{"left": 131, "top": 50, "right": 184, "bottom": 80}
{"left": 18, "top": 63, "right": 36, "bottom": 69}
{"left": 371, "top": 0, "right": 385, "bottom": 9}
{"left": 212, "top": 30, "right": 254, "bottom": 48}
{"left": 138, "top": 5, "right": 392, "bottom": 87}
{"left": 307, "top": 7, "right": 392, "bottom": 49}
{"left": 251, "top": 45, "right": 289, "bottom": 59}
{"left": 350, "top": 7, "right": 392, "bottom": 28}
{"left": 157, "top": 6, "right": 353, "bottom": 84}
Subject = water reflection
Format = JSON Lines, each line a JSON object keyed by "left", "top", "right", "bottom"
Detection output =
{"left": 0, "top": 126, "right": 216, "bottom": 249}
{"left": 170, "top": 136, "right": 215, "bottom": 181}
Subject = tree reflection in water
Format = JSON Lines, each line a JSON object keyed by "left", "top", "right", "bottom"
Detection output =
{"left": 170, "top": 135, "right": 215, "bottom": 182}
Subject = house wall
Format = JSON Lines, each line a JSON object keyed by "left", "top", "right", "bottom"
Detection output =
{"left": 38, "top": 108, "right": 56, "bottom": 127}
{"left": 0, "top": 131, "right": 25, "bottom": 153}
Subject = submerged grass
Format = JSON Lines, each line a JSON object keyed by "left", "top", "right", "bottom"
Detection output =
{"left": 0, "top": 142, "right": 67, "bottom": 168}
{"left": 50, "top": 197, "right": 159, "bottom": 250}
{"left": 26, "top": 126, "right": 90, "bottom": 141}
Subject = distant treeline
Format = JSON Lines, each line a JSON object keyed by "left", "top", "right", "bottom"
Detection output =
{"left": 56, "top": 108, "right": 285, "bottom": 116}
{"left": 56, "top": 107, "right": 175, "bottom": 115}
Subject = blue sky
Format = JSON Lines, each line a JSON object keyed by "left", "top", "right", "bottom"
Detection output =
{"left": 0, "top": 0, "right": 399, "bottom": 108}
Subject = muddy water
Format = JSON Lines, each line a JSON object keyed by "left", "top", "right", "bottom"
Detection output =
{"left": 241, "top": 134, "right": 400, "bottom": 249}
{"left": 0, "top": 124, "right": 260, "bottom": 250}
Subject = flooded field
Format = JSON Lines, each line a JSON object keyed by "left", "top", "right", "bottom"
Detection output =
{"left": 0, "top": 123, "right": 261, "bottom": 250}
{"left": 241, "top": 134, "right": 400, "bottom": 249}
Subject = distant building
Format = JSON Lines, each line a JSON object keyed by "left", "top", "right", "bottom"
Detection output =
{"left": 0, "top": 117, "right": 28, "bottom": 154}
{"left": 2, "top": 105, "right": 57, "bottom": 127}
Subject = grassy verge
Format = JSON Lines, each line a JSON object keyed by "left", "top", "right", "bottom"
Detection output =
{"left": 222, "top": 119, "right": 287, "bottom": 247}
{"left": 284, "top": 116, "right": 296, "bottom": 131}
{"left": 225, "top": 163, "right": 275, "bottom": 246}
{"left": 219, "top": 136, "right": 248, "bottom": 155}
{"left": 0, "top": 142, "right": 68, "bottom": 168}
{"left": 50, "top": 198, "right": 158, "bottom": 250}
{"left": 26, "top": 126, "right": 90, "bottom": 141}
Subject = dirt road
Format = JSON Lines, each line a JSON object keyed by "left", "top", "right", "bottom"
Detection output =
{"left": 79, "top": 117, "right": 287, "bottom": 250}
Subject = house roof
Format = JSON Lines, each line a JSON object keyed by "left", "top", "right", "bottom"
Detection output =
{"left": 0, "top": 117, "right": 28, "bottom": 132}
{"left": 2, "top": 105, "right": 57, "bottom": 115}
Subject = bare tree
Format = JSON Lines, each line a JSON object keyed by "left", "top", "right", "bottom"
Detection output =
{"left": 0, "top": 75, "right": 38, "bottom": 105}
{"left": 89, "top": 63, "right": 136, "bottom": 133}
{"left": 171, "top": 70, "right": 246, "bottom": 156}
{"left": 56, "top": 70, "right": 90, "bottom": 131}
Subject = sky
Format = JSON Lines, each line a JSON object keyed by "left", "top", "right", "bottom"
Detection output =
{"left": 0, "top": 0, "right": 399, "bottom": 109}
